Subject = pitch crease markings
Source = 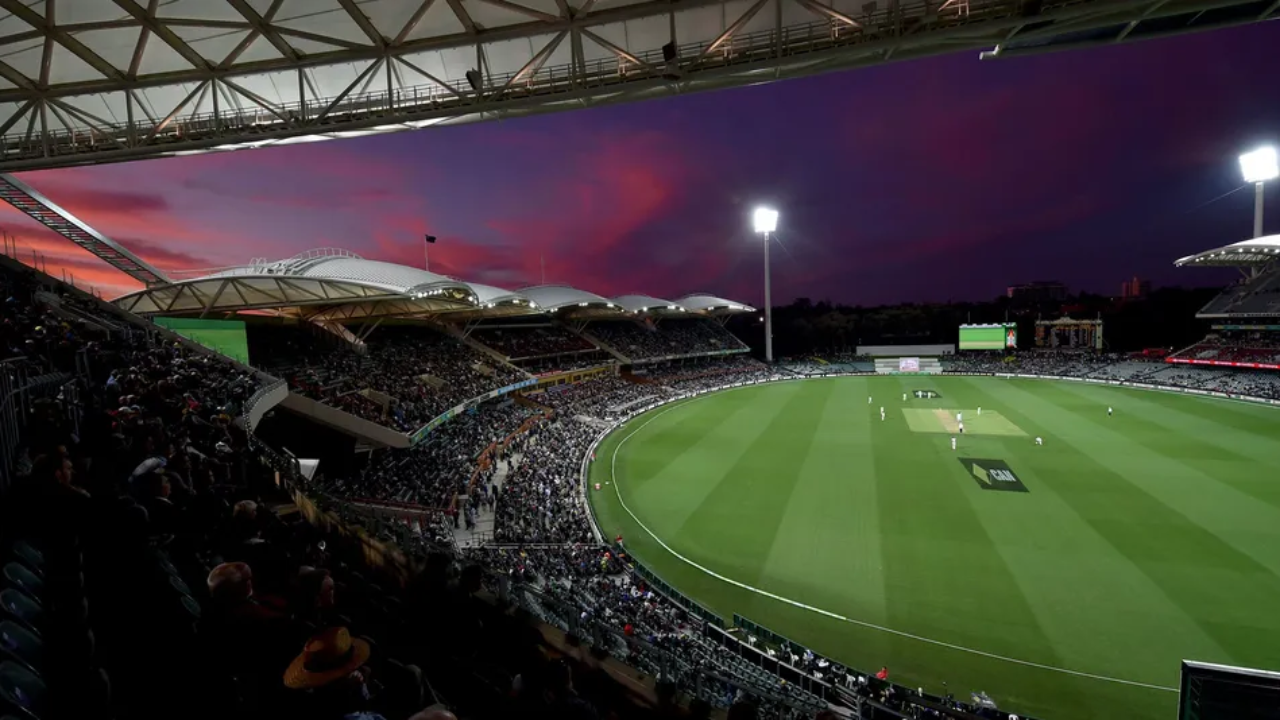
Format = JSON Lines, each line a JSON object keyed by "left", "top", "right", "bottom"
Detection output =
{"left": 603, "top": 387, "right": 1178, "bottom": 694}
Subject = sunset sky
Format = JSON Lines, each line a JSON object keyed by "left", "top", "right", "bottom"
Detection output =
{"left": 4, "top": 20, "right": 1278, "bottom": 307}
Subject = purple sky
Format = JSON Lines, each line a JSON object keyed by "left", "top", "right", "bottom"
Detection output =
{"left": 4, "top": 21, "right": 1277, "bottom": 306}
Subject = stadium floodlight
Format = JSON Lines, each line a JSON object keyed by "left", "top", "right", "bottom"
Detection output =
{"left": 1240, "top": 146, "right": 1279, "bottom": 184}
{"left": 1240, "top": 146, "right": 1278, "bottom": 238}
{"left": 752, "top": 206, "right": 778, "bottom": 363}
{"left": 753, "top": 207, "right": 779, "bottom": 234}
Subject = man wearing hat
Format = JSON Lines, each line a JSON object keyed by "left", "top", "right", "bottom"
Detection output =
{"left": 283, "top": 627, "right": 384, "bottom": 719}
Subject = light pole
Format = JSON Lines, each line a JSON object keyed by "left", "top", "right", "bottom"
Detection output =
{"left": 753, "top": 207, "right": 779, "bottom": 363}
{"left": 1239, "top": 146, "right": 1278, "bottom": 238}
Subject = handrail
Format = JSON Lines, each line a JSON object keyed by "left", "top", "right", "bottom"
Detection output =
{"left": 239, "top": 377, "right": 288, "bottom": 433}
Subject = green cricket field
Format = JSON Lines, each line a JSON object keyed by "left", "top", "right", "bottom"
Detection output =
{"left": 586, "top": 375, "right": 1280, "bottom": 719}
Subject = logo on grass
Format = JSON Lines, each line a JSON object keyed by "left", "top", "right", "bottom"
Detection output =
{"left": 913, "top": 390, "right": 941, "bottom": 399}
{"left": 959, "top": 459, "right": 1027, "bottom": 493}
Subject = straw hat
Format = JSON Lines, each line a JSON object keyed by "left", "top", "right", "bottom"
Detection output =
{"left": 283, "top": 627, "right": 371, "bottom": 690}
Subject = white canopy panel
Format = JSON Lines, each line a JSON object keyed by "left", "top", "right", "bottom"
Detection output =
{"left": 519, "top": 284, "right": 616, "bottom": 312}
{"left": 1175, "top": 236, "right": 1280, "bottom": 268}
{"left": 677, "top": 293, "right": 755, "bottom": 315}
{"left": 0, "top": 0, "right": 1266, "bottom": 170}
{"left": 611, "top": 294, "right": 687, "bottom": 315}
{"left": 115, "top": 247, "right": 477, "bottom": 314}
{"left": 467, "top": 282, "right": 533, "bottom": 308}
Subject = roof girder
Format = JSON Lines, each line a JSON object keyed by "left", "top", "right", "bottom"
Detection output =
{"left": 0, "top": 0, "right": 1266, "bottom": 170}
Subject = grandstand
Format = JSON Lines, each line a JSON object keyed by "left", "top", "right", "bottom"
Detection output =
{"left": 1172, "top": 235, "right": 1280, "bottom": 371}
{"left": 110, "top": 250, "right": 755, "bottom": 450}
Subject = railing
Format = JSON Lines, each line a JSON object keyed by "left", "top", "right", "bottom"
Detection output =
{"left": 239, "top": 377, "right": 288, "bottom": 433}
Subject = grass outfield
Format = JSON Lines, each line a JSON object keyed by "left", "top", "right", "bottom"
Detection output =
{"left": 586, "top": 376, "right": 1280, "bottom": 720}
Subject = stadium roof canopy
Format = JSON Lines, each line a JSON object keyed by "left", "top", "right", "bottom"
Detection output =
{"left": 518, "top": 285, "right": 624, "bottom": 319}
{"left": 677, "top": 293, "right": 756, "bottom": 316}
{"left": 1174, "top": 236, "right": 1280, "bottom": 268}
{"left": 446, "top": 282, "right": 542, "bottom": 320}
{"left": 0, "top": 0, "right": 1270, "bottom": 172}
{"left": 115, "top": 248, "right": 477, "bottom": 316}
{"left": 611, "top": 294, "right": 688, "bottom": 316}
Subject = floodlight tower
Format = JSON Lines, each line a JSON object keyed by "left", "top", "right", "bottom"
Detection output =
{"left": 1239, "top": 146, "right": 1278, "bottom": 238}
{"left": 753, "top": 206, "right": 779, "bottom": 363}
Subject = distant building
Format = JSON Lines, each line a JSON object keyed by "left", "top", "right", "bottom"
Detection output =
{"left": 1006, "top": 281, "right": 1067, "bottom": 304}
{"left": 1120, "top": 276, "right": 1150, "bottom": 300}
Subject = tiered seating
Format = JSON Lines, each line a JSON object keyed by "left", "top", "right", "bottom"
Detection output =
{"left": 589, "top": 319, "right": 748, "bottom": 360}
{"left": 1170, "top": 333, "right": 1280, "bottom": 366}
{"left": 471, "top": 325, "right": 596, "bottom": 359}
{"left": 251, "top": 324, "right": 528, "bottom": 433}
{"left": 1197, "top": 264, "right": 1280, "bottom": 316}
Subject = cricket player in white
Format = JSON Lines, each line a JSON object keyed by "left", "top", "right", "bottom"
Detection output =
{"left": 977, "top": 407, "right": 981, "bottom": 416}
{"left": 958, "top": 421, "right": 964, "bottom": 434}
{"left": 951, "top": 437, "right": 957, "bottom": 450}
{"left": 868, "top": 396, "right": 872, "bottom": 404}
{"left": 1107, "top": 406, "right": 1113, "bottom": 416}
{"left": 956, "top": 411, "right": 963, "bottom": 423}
{"left": 1035, "top": 437, "right": 1043, "bottom": 445}
{"left": 880, "top": 410, "right": 886, "bottom": 421}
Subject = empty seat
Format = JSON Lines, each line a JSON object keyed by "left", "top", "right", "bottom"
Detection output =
{"left": 0, "top": 660, "right": 45, "bottom": 719}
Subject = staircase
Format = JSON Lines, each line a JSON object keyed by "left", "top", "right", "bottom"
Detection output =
{"left": 0, "top": 173, "right": 169, "bottom": 285}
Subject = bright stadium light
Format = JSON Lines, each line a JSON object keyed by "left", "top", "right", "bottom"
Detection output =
{"left": 752, "top": 206, "right": 778, "bottom": 363}
{"left": 1240, "top": 146, "right": 1279, "bottom": 183}
{"left": 1240, "top": 146, "right": 1278, "bottom": 238}
{"left": 753, "top": 207, "right": 779, "bottom": 234}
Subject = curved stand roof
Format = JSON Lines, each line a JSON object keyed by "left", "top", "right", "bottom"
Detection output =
{"left": 518, "top": 285, "right": 623, "bottom": 318}
{"left": 116, "top": 248, "right": 476, "bottom": 315}
{"left": 611, "top": 294, "right": 688, "bottom": 316}
{"left": 1175, "top": 236, "right": 1280, "bottom": 268}
{"left": 110, "top": 247, "right": 757, "bottom": 323}
{"left": 677, "top": 293, "right": 757, "bottom": 315}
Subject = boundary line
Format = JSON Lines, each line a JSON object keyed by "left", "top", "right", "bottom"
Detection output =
{"left": 602, "top": 383, "right": 1179, "bottom": 694}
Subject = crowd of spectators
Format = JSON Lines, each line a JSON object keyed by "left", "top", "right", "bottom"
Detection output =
{"left": 942, "top": 349, "right": 1280, "bottom": 400}
{"left": 470, "top": 325, "right": 597, "bottom": 359}
{"left": 316, "top": 403, "right": 542, "bottom": 510}
{"left": 1170, "top": 332, "right": 1280, "bottom": 365}
{"left": 0, "top": 262, "right": 465, "bottom": 720}
{"left": 4, "top": 260, "right": 839, "bottom": 720}
{"left": 942, "top": 350, "right": 1122, "bottom": 376}
{"left": 249, "top": 325, "right": 527, "bottom": 433}
{"left": 589, "top": 319, "right": 748, "bottom": 361}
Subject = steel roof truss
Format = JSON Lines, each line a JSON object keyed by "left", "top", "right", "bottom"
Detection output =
{"left": 698, "top": 0, "right": 771, "bottom": 62}
{"left": 111, "top": 0, "right": 209, "bottom": 73}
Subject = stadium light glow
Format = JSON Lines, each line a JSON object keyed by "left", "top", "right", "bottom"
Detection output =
{"left": 1240, "top": 146, "right": 1279, "bottom": 183}
{"left": 752, "top": 207, "right": 779, "bottom": 234}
